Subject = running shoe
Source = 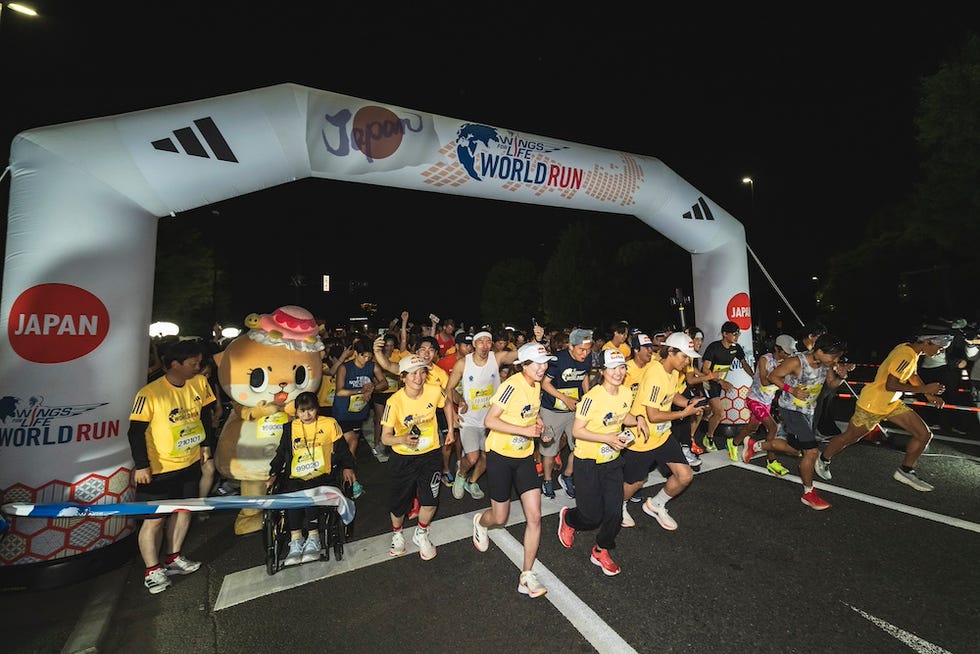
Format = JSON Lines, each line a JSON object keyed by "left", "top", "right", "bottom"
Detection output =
{"left": 766, "top": 459, "right": 789, "bottom": 477}
{"left": 412, "top": 527, "right": 437, "bottom": 560}
{"left": 558, "top": 507, "right": 575, "bottom": 548}
{"left": 814, "top": 457, "right": 832, "bottom": 481}
{"left": 590, "top": 546, "right": 621, "bottom": 577}
{"left": 300, "top": 535, "right": 321, "bottom": 564}
{"left": 742, "top": 437, "right": 757, "bottom": 463}
{"left": 144, "top": 568, "right": 171, "bottom": 594}
{"left": 518, "top": 571, "right": 547, "bottom": 597}
{"left": 726, "top": 437, "right": 739, "bottom": 462}
{"left": 465, "top": 480, "right": 485, "bottom": 499}
{"left": 164, "top": 555, "right": 201, "bottom": 576}
{"left": 690, "top": 439, "right": 705, "bottom": 455}
{"left": 621, "top": 501, "right": 635, "bottom": 528}
{"left": 682, "top": 445, "right": 701, "bottom": 469}
{"left": 642, "top": 498, "right": 678, "bottom": 530}
{"left": 389, "top": 530, "right": 406, "bottom": 556}
{"left": 351, "top": 481, "right": 365, "bottom": 499}
{"left": 893, "top": 468, "right": 934, "bottom": 492}
{"left": 283, "top": 539, "right": 305, "bottom": 566}
{"left": 371, "top": 445, "right": 389, "bottom": 463}
{"left": 441, "top": 471, "right": 455, "bottom": 488}
{"left": 452, "top": 471, "right": 467, "bottom": 500}
{"left": 472, "top": 513, "right": 489, "bottom": 552}
{"left": 702, "top": 435, "right": 718, "bottom": 452}
{"left": 558, "top": 474, "right": 576, "bottom": 499}
{"left": 800, "top": 489, "right": 830, "bottom": 510}
{"left": 541, "top": 479, "right": 555, "bottom": 499}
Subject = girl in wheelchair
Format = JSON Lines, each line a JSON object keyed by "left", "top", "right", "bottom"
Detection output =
{"left": 267, "top": 391, "right": 357, "bottom": 567}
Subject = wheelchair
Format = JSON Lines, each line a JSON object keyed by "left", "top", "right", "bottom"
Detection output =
{"left": 262, "top": 478, "right": 354, "bottom": 575}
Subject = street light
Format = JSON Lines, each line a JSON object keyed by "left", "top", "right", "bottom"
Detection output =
{"left": 741, "top": 176, "right": 754, "bottom": 217}
{"left": 0, "top": 3, "right": 39, "bottom": 27}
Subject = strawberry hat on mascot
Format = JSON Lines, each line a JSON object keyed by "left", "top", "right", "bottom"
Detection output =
{"left": 214, "top": 305, "right": 324, "bottom": 535}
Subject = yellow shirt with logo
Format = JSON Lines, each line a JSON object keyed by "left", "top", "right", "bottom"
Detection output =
{"left": 285, "top": 416, "right": 343, "bottom": 480}
{"left": 856, "top": 343, "right": 919, "bottom": 415}
{"left": 629, "top": 360, "right": 679, "bottom": 451}
{"left": 574, "top": 384, "right": 633, "bottom": 463}
{"left": 624, "top": 359, "right": 648, "bottom": 403}
{"left": 130, "top": 374, "right": 216, "bottom": 474}
{"left": 486, "top": 374, "right": 541, "bottom": 459}
{"left": 381, "top": 384, "right": 446, "bottom": 456}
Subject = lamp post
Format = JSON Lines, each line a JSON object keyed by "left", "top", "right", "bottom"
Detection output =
{"left": 741, "top": 176, "right": 754, "bottom": 218}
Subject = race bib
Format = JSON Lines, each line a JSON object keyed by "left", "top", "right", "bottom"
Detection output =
{"left": 469, "top": 384, "right": 494, "bottom": 412}
{"left": 792, "top": 382, "right": 823, "bottom": 407}
{"left": 552, "top": 387, "right": 580, "bottom": 412}
{"left": 596, "top": 443, "right": 620, "bottom": 464}
{"left": 171, "top": 420, "right": 204, "bottom": 455}
{"left": 258, "top": 413, "right": 289, "bottom": 440}
{"left": 349, "top": 393, "right": 367, "bottom": 413}
{"left": 290, "top": 450, "right": 325, "bottom": 478}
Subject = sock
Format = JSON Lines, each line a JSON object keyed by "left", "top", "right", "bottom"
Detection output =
{"left": 392, "top": 526, "right": 402, "bottom": 533}
{"left": 164, "top": 552, "right": 180, "bottom": 564}
{"left": 146, "top": 564, "right": 163, "bottom": 575}
{"left": 652, "top": 489, "right": 671, "bottom": 506}
{"left": 901, "top": 465, "right": 914, "bottom": 473}
{"left": 803, "top": 485, "right": 813, "bottom": 494}
{"left": 820, "top": 455, "right": 830, "bottom": 464}
{"left": 418, "top": 521, "right": 429, "bottom": 530}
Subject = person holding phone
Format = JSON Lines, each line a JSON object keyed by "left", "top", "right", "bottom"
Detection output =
{"left": 557, "top": 350, "right": 641, "bottom": 576}
{"left": 621, "top": 333, "right": 705, "bottom": 531}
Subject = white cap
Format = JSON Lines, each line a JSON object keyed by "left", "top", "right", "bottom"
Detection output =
{"left": 398, "top": 354, "right": 431, "bottom": 374}
{"left": 664, "top": 332, "right": 699, "bottom": 358}
{"left": 775, "top": 334, "right": 797, "bottom": 355}
{"left": 602, "top": 350, "right": 627, "bottom": 368}
{"left": 516, "top": 343, "right": 557, "bottom": 365}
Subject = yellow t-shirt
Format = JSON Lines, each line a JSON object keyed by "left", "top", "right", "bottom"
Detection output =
{"left": 317, "top": 374, "right": 336, "bottom": 408}
{"left": 485, "top": 373, "right": 540, "bottom": 458}
{"left": 381, "top": 384, "right": 446, "bottom": 456}
{"left": 574, "top": 384, "right": 633, "bottom": 463}
{"left": 130, "top": 374, "right": 216, "bottom": 474}
{"left": 285, "top": 416, "right": 343, "bottom": 480}
{"left": 624, "top": 359, "right": 648, "bottom": 402}
{"left": 856, "top": 343, "right": 919, "bottom": 415}
{"left": 629, "top": 360, "right": 679, "bottom": 451}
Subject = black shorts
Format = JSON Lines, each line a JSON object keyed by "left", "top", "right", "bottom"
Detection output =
{"left": 337, "top": 419, "right": 364, "bottom": 434}
{"left": 134, "top": 464, "right": 202, "bottom": 520}
{"left": 486, "top": 451, "right": 539, "bottom": 503}
{"left": 387, "top": 449, "right": 442, "bottom": 517}
{"left": 621, "top": 436, "right": 686, "bottom": 484}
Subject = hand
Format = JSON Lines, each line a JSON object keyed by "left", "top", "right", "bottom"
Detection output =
{"left": 401, "top": 311, "right": 409, "bottom": 324}
{"left": 923, "top": 382, "right": 945, "bottom": 395}
{"left": 200, "top": 446, "right": 211, "bottom": 463}
{"left": 928, "top": 395, "right": 945, "bottom": 409}
{"left": 373, "top": 337, "right": 385, "bottom": 351}
{"left": 133, "top": 467, "right": 152, "bottom": 485}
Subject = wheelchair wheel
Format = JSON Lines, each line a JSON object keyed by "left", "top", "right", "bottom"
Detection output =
{"left": 263, "top": 509, "right": 287, "bottom": 575}
{"left": 326, "top": 509, "right": 345, "bottom": 561}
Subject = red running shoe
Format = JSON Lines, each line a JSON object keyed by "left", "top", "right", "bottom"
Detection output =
{"left": 801, "top": 489, "right": 830, "bottom": 510}
{"left": 557, "top": 507, "right": 575, "bottom": 548}
{"left": 690, "top": 439, "right": 705, "bottom": 455}
{"left": 590, "top": 546, "right": 621, "bottom": 576}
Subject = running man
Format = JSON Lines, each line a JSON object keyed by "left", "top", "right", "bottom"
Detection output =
{"left": 763, "top": 334, "right": 848, "bottom": 509}
{"left": 700, "top": 321, "right": 754, "bottom": 452}
{"left": 813, "top": 334, "right": 951, "bottom": 492}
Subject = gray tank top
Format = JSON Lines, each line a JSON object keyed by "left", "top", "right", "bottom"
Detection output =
{"left": 777, "top": 352, "right": 827, "bottom": 417}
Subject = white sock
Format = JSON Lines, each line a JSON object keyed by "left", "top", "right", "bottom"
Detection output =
{"left": 803, "top": 485, "right": 813, "bottom": 494}
{"left": 652, "top": 489, "right": 671, "bottom": 506}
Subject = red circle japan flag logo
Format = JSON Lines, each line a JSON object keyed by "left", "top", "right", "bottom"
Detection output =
{"left": 726, "top": 292, "right": 752, "bottom": 331}
{"left": 8, "top": 283, "right": 110, "bottom": 363}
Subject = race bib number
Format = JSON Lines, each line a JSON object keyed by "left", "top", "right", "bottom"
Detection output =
{"left": 171, "top": 421, "right": 204, "bottom": 455}
{"left": 291, "top": 450, "right": 325, "bottom": 478}
{"left": 654, "top": 421, "right": 671, "bottom": 434}
{"left": 553, "top": 387, "right": 580, "bottom": 412}
{"left": 511, "top": 436, "right": 528, "bottom": 449}
{"left": 258, "top": 413, "right": 289, "bottom": 439}
{"left": 469, "top": 384, "right": 494, "bottom": 412}
{"left": 349, "top": 393, "right": 367, "bottom": 413}
{"left": 792, "top": 382, "right": 823, "bottom": 407}
{"left": 596, "top": 443, "right": 620, "bottom": 463}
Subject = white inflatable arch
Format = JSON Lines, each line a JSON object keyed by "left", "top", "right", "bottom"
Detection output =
{"left": 0, "top": 83, "right": 753, "bottom": 570}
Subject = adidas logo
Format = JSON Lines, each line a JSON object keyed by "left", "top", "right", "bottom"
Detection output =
{"left": 151, "top": 116, "right": 238, "bottom": 163}
{"left": 682, "top": 197, "right": 714, "bottom": 221}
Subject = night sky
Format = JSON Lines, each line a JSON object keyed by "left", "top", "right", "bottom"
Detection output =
{"left": 1, "top": 3, "right": 975, "bottom": 331}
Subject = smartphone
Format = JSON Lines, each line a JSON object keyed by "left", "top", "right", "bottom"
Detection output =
{"left": 619, "top": 428, "right": 636, "bottom": 445}
{"left": 429, "top": 313, "right": 439, "bottom": 323}
{"left": 378, "top": 327, "right": 387, "bottom": 336}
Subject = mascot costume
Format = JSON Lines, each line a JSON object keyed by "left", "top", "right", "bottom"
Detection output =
{"left": 214, "top": 305, "right": 324, "bottom": 535}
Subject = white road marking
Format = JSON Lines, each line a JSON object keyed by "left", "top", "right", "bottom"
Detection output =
{"left": 844, "top": 603, "right": 953, "bottom": 654}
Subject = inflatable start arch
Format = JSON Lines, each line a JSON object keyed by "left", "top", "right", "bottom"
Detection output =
{"left": 0, "top": 83, "right": 753, "bottom": 576}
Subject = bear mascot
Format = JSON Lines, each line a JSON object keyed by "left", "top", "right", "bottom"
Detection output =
{"left": 214, "top": 305, "right": 324, "bottom": 535}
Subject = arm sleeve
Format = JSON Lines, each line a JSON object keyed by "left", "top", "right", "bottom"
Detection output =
{"left": 127, "top": 420, "right": 151, "bottom": 469}
{"left": 201, "top": 405, "right": 216, "bottom": 450}
{"left": 333, "top": 432, "right": 355, "bottom": 470}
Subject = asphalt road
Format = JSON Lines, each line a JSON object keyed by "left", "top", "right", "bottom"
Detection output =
{"left": 3, "top": 422, "right": 979, "bottom": 654}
